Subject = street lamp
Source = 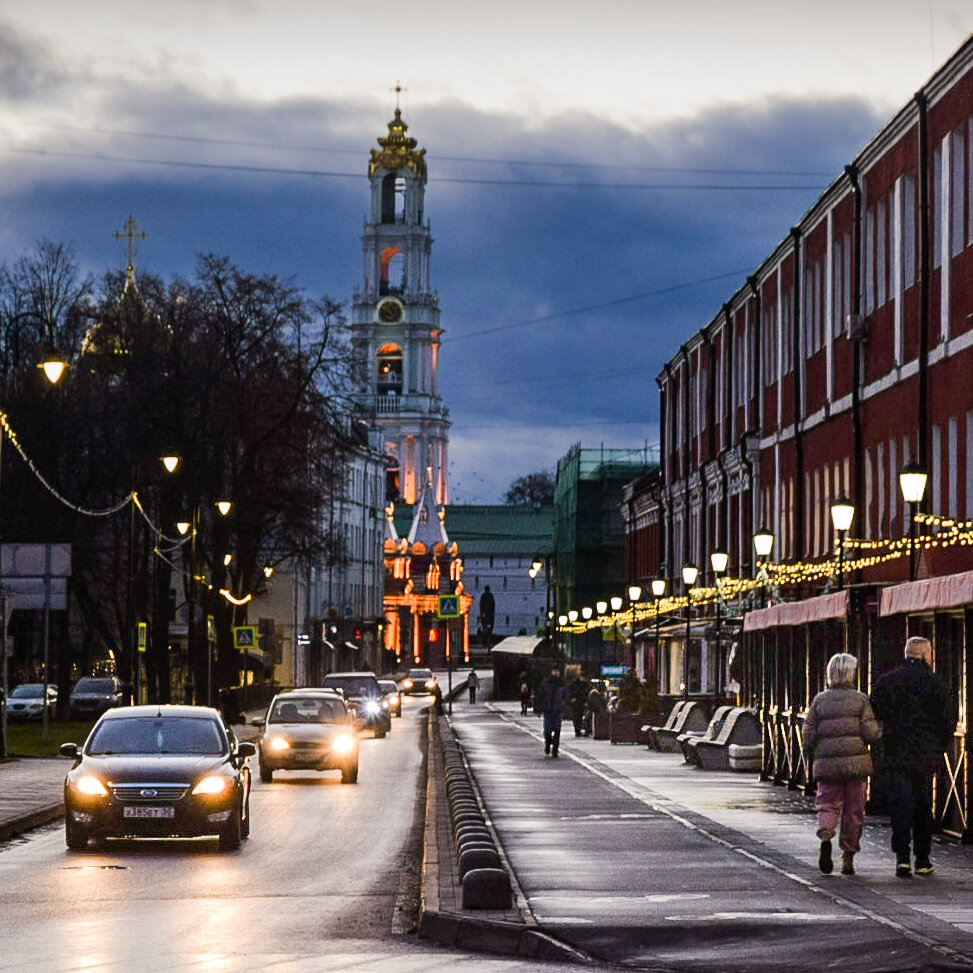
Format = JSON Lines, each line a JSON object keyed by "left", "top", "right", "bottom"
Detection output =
{"left": 215, "top": 499, "right": 233, "bottom": 517}
{"left": 528, "top": 550, "right": 555, "bottom": 668}
{"left": 626, "top": 585, "right": 642, "bottom": 669}
{"left": 37, "top": 355, "right": 68, "bottom": 385}
{"left": 710, "top": 550, "right": 728, "bottom": 698}
{"left": 899, "top": 462, "right": 928, "bottom": 582}
{"left": 161, "top": 454, "right": 181, "bottom": 474}
{"left": 752, "top": 527, "right": 775, "bottom": 608}
{"left": 681, "top": 563, "right": 699, "bottom": 698}
{"left": 830, "top": 496, "right": 855, "bottom": 590}
{"left": 651, "top": 573, "right": 667, "bottom": 693}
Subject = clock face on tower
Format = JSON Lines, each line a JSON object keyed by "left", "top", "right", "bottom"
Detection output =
{"left": 377, "top": 298, "right": 403, "bottom": 323}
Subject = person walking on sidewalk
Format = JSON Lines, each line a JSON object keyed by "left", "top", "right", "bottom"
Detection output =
{"left": 803, "top": 652, "right": 881, "bottom": 876}
{"left": 870, "top": 636, "right": 956, "bottom": 878}
{"left": 466, "top": 669, "right": 480, "bottom": 704}
{"left": 519, "top": 673, "right": 532, "bottom": 716}
{"left": 535, "top": 668, "right": 568, "bottom": 757}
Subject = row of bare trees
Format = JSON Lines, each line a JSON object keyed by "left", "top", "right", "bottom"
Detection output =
{"left": 1, "top": 241, "right": 358, "bottom": 704}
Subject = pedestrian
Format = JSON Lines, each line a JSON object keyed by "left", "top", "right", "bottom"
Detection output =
{"left": 519, "top": 673, "right": 532, "bottom": 716}
{"left": 467, "top": 668, "right": 479, "bottom": 704}
{"left": 870, "top": 636, "right": 956, "bottom": 878}
{"left": 534, "top": 668, "right": 568, "bottom": 757}
{"left": 803, "top": 652, "right": 881, "bottom": 876}
{"left": 569, "top": 675, "right": 590, "bottom": 737}
{"left": 432, "top": 682, "right": 444, "bottom": 716}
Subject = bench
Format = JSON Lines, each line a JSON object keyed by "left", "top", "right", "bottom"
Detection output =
{"left": 677, "top": 705, "right": 735, "bottom": 763}
{"left": 646, "top": 700, "right": 687, "bottom": 751}
{"left": 686, "top": 708, "right": 761, "bottom": 770}
{"left": 654, "top": 701, "right": 709, "bottom": 753}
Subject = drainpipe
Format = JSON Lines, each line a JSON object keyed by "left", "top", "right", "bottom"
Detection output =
{"left": 661, "top": 363, "right": 676, "bottom": 577}
{"left": 790, "top": 226, "right": 805, "bottom": 560}
{"left": 681, "top": 347, "right": 692, "bottom": 568}
{"left": 844, "top": 165, "right": 865, "bottom": 526}
{"left": 914, "top": 91, "right": 930, "bottom": 470}
{"left": 739, "top": 428, "right": 759, "bottom": 578}
{"left": 747, "top": 276, "right": 762, "bottom": 550}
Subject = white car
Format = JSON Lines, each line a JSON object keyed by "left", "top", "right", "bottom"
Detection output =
{"left": 7, "top": 683, "right": 57, "bottom": 721}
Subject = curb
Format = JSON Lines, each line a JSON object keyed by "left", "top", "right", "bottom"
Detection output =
{"left": 417, "top": 713, "right": 589, "bottom": 964}
{"left": 0, "top": 802, "right": 63, "bottom": 843}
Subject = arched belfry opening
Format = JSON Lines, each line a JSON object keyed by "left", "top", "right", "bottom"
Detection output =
{"left": 381, "top": 173, "right": 406, "bottom": 223}
{"left": 377, "top": 343, "right": 403, "bottom": 395}
{"left": 380, "top": 246, "right": 404, "bottom": 295}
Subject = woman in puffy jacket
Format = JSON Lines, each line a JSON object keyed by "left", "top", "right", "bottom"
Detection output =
{"left": 803, "top": 652, "right": 881, "bottom": 876}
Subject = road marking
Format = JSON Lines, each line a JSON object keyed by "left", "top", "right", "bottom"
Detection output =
{"left": 490, "top": 708, "right": 973, "bottom": 966}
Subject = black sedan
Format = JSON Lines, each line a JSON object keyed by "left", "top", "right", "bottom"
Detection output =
{"left": 60, "top": 705, "right": 254, "bottom": 852}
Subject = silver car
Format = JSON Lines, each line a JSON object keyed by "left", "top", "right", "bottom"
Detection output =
{"left": 7, "top": 683, "right": 57, "bottom": 721}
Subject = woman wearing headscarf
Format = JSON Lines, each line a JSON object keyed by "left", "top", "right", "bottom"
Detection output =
{"left": 803, "top": 652, "right": 881, "bottom": 876}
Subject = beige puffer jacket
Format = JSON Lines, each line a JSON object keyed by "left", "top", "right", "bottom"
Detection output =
{"left": 803, "top": 687, "right": 881, "bottom": 782}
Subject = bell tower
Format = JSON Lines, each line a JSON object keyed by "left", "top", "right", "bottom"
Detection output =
{"left": 352, "top": 97, "right": 450, "bottom": 506}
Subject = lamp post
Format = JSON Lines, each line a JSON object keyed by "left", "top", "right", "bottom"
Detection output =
{"left": 899, "top": 462, "right": 928, "bottom": 582}
{"left": 651, "top": 573, "right": 666, "bottom": 693}
{"left": 529, "top": 550, "right": 555, "bottom": 667}
{"left": 710, "top": 550, "right": 728, "bottom": 698}
{"left": 681, "top": 563, "right": 698, "bottom": 698}
{"left": 626, "top": 585, "right": 641, "bottom": 670}
{"left": 830, "top": 496, "right": 855, "bottom": 590}
{"left": 752, "top": 527, "right": 775, "bottom": 607}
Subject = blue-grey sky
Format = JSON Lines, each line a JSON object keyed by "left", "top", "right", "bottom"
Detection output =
{"left": 0, "top": 1, "right": 971, "bottom": 502}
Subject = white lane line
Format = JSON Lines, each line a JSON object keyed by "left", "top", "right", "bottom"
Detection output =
{"left": 490, "top": 707, "right": 973, "bottom": 966}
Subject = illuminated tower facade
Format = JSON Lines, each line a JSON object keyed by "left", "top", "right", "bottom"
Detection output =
{"left": 352, "top": 106, "right": 450, "bottom": 505}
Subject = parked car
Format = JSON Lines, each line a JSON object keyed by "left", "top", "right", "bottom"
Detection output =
{"left": 69, "top": 676, "right": 125, "bottom": 719}
{"left": 377, "top": 679, "right": 401, "bottom": 717}
{"left": 320, "top": 672, "right": 392, "bottom": 737}
{"left": 400, "top": 668, "right": 437, "bottom": 695}
{"left": 7, "top": 683, "right": 57, "bottom": 721}
{"left": 60, "top": 704, "right": 254, "bottom": 851}
{"left": 257, "top": 689, "right": 359, "bottom": 783}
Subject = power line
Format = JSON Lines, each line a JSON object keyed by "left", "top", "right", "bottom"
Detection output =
{"left": 4, "top": 146, "right": 826, "bottom": 192}
{"left": 445, "top": 268, "right": 751, "bottom": 343}
{"left": 35, "top": 121, "right": 835, "bottom": 178}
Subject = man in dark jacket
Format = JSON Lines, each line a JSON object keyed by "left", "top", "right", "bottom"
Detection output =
{"left": 535, "top": 669, "right": 568, "bottom": 757}
{"left": 870, "top": 636, "right": 956, "bottom": 878}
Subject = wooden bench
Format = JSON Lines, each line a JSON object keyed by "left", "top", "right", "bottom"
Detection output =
{"left": 646, "top": 701, "right": 688, "bottom": 751}
{"left": 678, "top": 705, "right": 735, "bottom": 763}
{"left": 686, "top": 708, "right": 761, "bottom": 769}
{"left": 654, "top": 701, "right": 709, "bottom": 753}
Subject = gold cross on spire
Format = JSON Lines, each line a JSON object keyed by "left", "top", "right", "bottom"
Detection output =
{"left": 114, "top": 216, "right": 148, "bottom": 272}
{"left": 391, "top": 81, "right": 406, "bottom": 112}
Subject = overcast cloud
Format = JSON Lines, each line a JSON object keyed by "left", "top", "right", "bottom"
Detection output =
{"left": 0, "top": 6, "right": 968, "bottom": 501}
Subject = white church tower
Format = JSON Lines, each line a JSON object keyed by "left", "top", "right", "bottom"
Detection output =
{"left": 352, "top": 98, "right": 450, "bottom": 507}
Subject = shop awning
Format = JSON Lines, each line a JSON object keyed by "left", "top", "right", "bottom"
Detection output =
{"left": 743, "top": 590, "right": 850, "bottom": 633}
{"left": 879, "top": 569, "right": 973, "bottom": 616}
{"left": 490, "top": 635, "right": 544, "bottom": 656}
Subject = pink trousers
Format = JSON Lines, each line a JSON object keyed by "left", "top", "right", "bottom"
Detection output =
{"left": 815, "top": 778, "right": 867, "bottom": 853}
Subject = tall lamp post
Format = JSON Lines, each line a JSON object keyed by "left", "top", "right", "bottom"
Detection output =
{"left": 529, "top": 551, "right": 554, "bottom": 667}
{"left": 899, "top": 462, "right": 928, "bottom": 582}
{"left": 830, "top": 497, "right": 855, "bottom": 590}
{"left": 752, "top": 527, "right": 775, "bottom": 607}
{"left": 650, "top": 573, "right": 667, "bottom": 692}
{"left": 626, "top": 585, "right": 642, "bottom": 670}
{"left": 681, "top": 563, "right": 698, "bottom": 698}
{"left": 710, "top": 550, "right": 728, "bottom": 697}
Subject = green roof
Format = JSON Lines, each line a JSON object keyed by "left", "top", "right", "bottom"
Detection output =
{"left": 392, "top": 503, "right": 553, "bottom": 556}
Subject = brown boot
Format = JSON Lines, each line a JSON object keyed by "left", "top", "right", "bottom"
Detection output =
{"left": 841, "top": 852, "right": 855, "bottom": 875}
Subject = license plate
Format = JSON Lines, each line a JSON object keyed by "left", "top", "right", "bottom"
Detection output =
{"left": 123, "top": 806, "right": 175, "bottom": 819}
{"left": 296, "top": 752, "right": 322, "bottom": 762}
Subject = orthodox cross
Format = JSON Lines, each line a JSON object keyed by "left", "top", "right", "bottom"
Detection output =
{"left": 114, "top": 216, "right": 148, "bottom": 271}
{"left": 391, "top": 82, "right": 406, "bottom": 112}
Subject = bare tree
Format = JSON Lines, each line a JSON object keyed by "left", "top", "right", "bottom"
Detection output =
{"left": 504, "top": 471, "right": 555, "bottom": 506}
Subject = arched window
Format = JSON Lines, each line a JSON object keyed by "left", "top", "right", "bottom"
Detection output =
{"left": 380, "top": 246, "right": 405, "bottom": 295}
{"left": 381, "top": 174, "right": 406, "bottom": 223}
{"left": 377, "top": 343, "right": 403, "bottom": 395}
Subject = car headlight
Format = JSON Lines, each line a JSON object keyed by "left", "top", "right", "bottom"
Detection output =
{"left": 381, "top": 699, "right": 389, "bottom": 709}
{"left": 269, "top": 736, "right": 291, "bottom": 751}
{"left": 75, "top": 775, "right": 108, "bottom": 796}
{"left": 425, "top": 679, "right": 436, "bottom": 689}
{"left": 402, "top": 679, "right": 413, "bottom": 689}
{"left": 192, "top": 776, "right": 229, "bottom": 795}
{"left": 332, "top": 735, "right": 355, "bottom": 754}
{"left": 364, "top": 701, "right": 380, "bottom": 716}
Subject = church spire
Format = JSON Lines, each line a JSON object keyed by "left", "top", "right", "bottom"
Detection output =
{"left": 114, "top": 215, "right": 148, "bottom": 295}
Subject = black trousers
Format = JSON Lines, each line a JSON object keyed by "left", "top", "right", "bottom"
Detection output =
{"left": 886, "top": 769, "right": 934, "bottom": 862}
{"left": 543, "top": 715, "right": 562, "bottom": 754}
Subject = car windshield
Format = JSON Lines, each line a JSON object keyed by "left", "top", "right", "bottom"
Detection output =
{"left": 378, "top": 681, "right": 398, "bottom": 693}
{"left": 322, "top": 677, "right": 379, "bottom": 697}
{"left": 11, "top": 684, "right": 45, "bottom": 698}
{"left": 269, "top": 697, "right": 346, "bottom": 724}
{"left": 409, "top": 670, "right": 433, "bottom": 680}
{"left": 74, "top": 678, "right": 114, "bottom": 693}
{"left": 87, "top": 717, "right": 226, "bottom": 755}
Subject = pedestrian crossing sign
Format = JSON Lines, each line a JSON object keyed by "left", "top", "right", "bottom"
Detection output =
{"left": 437, "top": 594, "right": 460, "bottom": 618}
{"left": 137, "top": 621, "right": 147, "bottom": 653}
{"left": 233, "top": 625, "right": 258, "bottom": 650}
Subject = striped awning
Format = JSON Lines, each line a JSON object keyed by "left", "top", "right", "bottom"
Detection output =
{"left": 743, "top": 590, "right": 850, "bottom": 633}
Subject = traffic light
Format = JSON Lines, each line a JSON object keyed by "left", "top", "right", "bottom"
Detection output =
{"left": 354, "top": 627, "right": 363, "bottom": 641}
{"left": 428, "top": 627, "right": 438, "bottom": 643}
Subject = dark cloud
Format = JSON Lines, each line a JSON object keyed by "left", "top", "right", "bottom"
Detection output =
{"left": 0, "top": 83, "right": 886, "bottom": 500}
{"left": 0, "top": 18, "right": 67, "bottom": 102}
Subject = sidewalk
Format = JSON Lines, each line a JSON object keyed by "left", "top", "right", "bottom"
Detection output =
{"left": 444, "top": 695, "right": 973, "bottom": 971}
